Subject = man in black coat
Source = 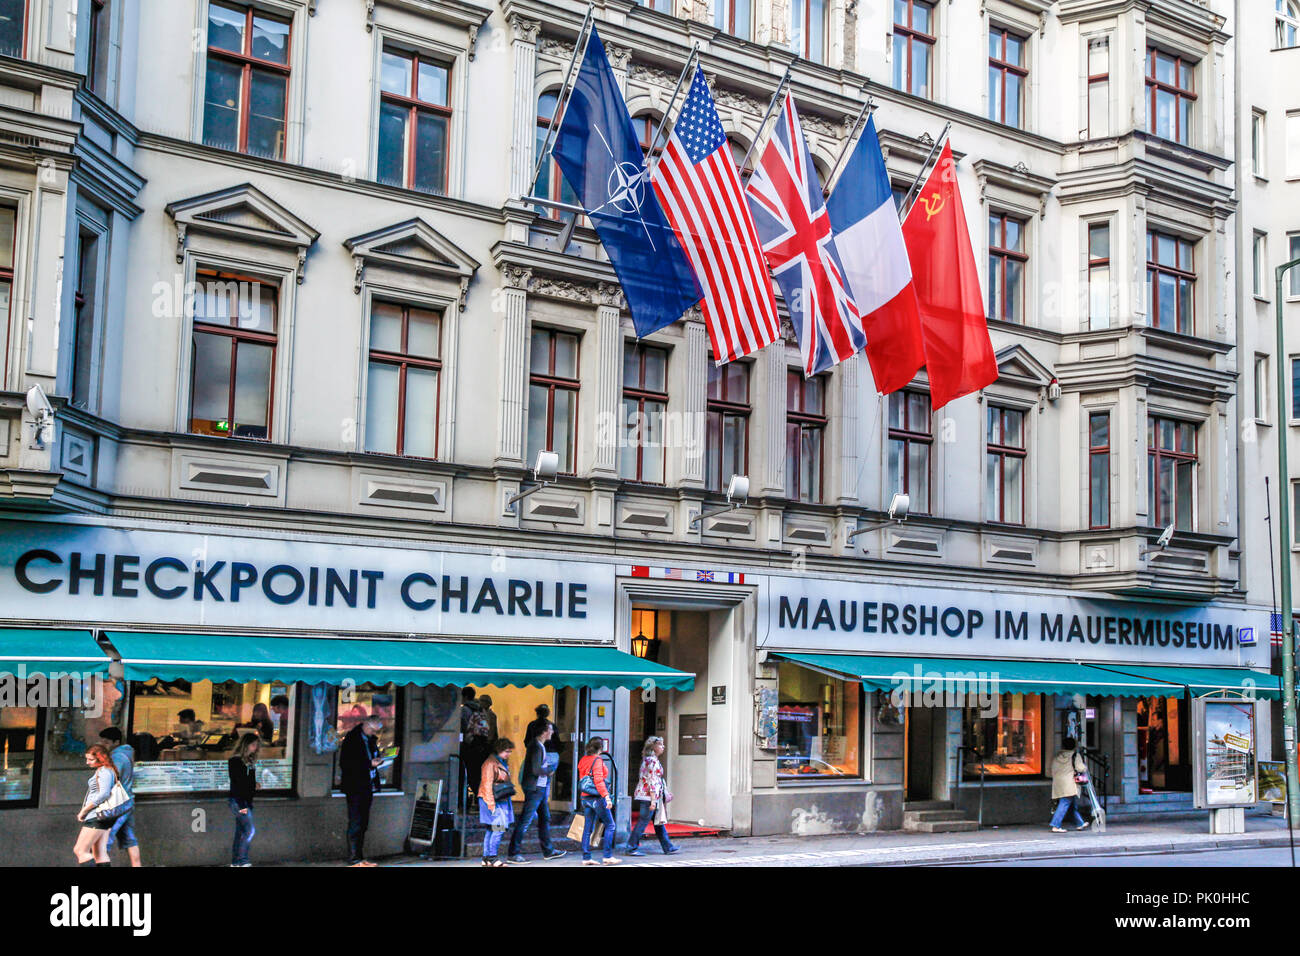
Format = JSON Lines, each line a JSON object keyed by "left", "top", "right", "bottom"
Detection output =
{"left": 340, "top": 716, "right": 384, "bottom": 866}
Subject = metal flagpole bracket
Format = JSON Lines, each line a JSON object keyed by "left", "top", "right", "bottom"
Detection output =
{"left": 823, "top": 81, "right": 875, "bottom": 196}
{"left": 738, "top": 63, "right": 794, "bottom": 176}
{"left": 527, "top": 2, "right": 597, "bottom": 199}
{"left": 897, "top": 120, "right": 951, "bottom": 222}
{"left": 645, "top": 42, "right": 701, "bottom": 179}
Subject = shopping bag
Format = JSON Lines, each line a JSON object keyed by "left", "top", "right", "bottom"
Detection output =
{"left": 566, "top": 814, "right": 585, "bottom": 842}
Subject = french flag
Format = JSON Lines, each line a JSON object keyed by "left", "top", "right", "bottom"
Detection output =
{"left": 825, "top": 116, "right": 926, "bottom": 395}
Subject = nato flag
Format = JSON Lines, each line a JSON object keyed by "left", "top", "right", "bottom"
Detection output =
{"left": 553, "top": 29, "right": 701, "bottom": 336}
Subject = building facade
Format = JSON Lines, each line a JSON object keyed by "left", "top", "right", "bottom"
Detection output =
{"left": 0, "top": 0, "right": 1280, "bottom": 865}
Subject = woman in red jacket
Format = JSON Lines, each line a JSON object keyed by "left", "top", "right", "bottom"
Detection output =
{"left": 576, "top": 736, "right": 619, "bottom": 865}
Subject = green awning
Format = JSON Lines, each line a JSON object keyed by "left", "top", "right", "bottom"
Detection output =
{"left": 768, "top": 653, "right": 1274, "bottom": 699}
{"left": 1084, "top": 664, "right": 1280, "bottom": 701}
{"left": 0, "top": 628, "right": 110, "bottom": 676}
{"left": 104, "top": 632, "right": 695, "bottom": 691}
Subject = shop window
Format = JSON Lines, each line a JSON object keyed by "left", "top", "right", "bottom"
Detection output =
{"left": 1137, "top": 696, "right": 1186, "bottom": 792}
{"left": 364, "top": 301, "right": 442, "bottom": 458}
{"left": 1147, "top": 415, "right": 1197, "bottom": 531}
{"left": 962, "top": 693, "right": 1042, "bottom": 778}
{"left": 332, "top": 683, "right": 401, "bottom": 790}
{"left": 887, "top": 389, "right": 931, "bottom": 515}
{"left": 377, "top": 47, "right": 451, "bottom": 194}
{"left": 0, "top": 705, "right": 41, "bottom": 805}
{"left": 127, "top": 679, "right": 296, "bottom": 795}
{"left": 985, "top": 404, "right": 1026, "bottom": 524}
{"left": 189, "top": 271, "right": 278, "bottom": 440}
{"left": 1088, "top": 411, "right": 1110, "bottom": 529}
{"left": 988, "top": 27, "right": 1027, "bottom": 129}
{"left": 0, "top": 0, "right": 25, "bottom": 57}
{"left": 467, "top": 683, "right": 579, "bottom": 805}
{"left": 1146, "top": 231, "right": 1195, "bottom": 334}
{"left": 203, "top": 1, "right": 291, "bottom": 159}
{"left": 706, "top": 357, "right": 749, "bottom": 492}
{"left": 620, "top": 343, "right": 668, "bottom": 483}
{"left": 786, "top": 371, "right": 826, "bottom": 503}
{"left": 1144, "top": 47, "right": 1195, "bottom": 146}
{"left": 528, "top": 327, "right": 580, "bottom": 474}
{"left": 776, "top": 660, "right": 862, "bottom": 779}
{"left": 892, "top": 0, "right": 934, "bottom": 98}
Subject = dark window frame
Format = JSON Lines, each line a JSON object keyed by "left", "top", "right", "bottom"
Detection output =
{"left": 366, "top": 300, "right": 443, "bottom": 459}
{"left": 1088, "top": 411, "right": 1110, "bottom": 530}
{"left": 706, "top": 356, "right": 751, "bottom": 493}
{"left": 0, "top": 704, "right": 44, "bottom": 809}
{"left": 1147, "top": 415, "right": 1198, "bottom": 531}
{"left": 987, "top": 404, "right": 1026, "bottom": 525}
{"left": 1146, "top": 230, "right": 1196, "bottom": 335}
{"left": 622, "top": 343, "right": 669, "bottom": 484}
{"left": 1145, "top": 47, "right": 1196, "bottom": 146}
{"left": 893, "top": 0, "right": 935, "bottom": 97}
{"left": 1088, "top": 221, "right": 1110, "bottom": 328}
{"left": 378, "top": 46, "right": 452, "bottom": 194}
{"left": 988, "top": 211, "right": 1027, "bottom": 323}
{"left": 887, "top": 389, "right": 933, "bottom": 516}
{"left": 0, "top": 206, "right": 14, "bottom": 387}
{"left": 786, "top": 370, "right": 827, "bottom": 504}
{"left": 0, "top": 0, "right": 28, "bottom": 59}
{"left": 1085, "top": 37, "right": 1109, "bottom": 138}
{"left": 529, "top": 326, "right": 580, "bottom": 475}
{"left": 204, "top": 1, "right": 293, "bottom": 159}
{"left": 88, "top": 0, "right": 111, "bottom": 95}
{"left": 988, "top": 26, "right": 1027, "bottom": 128}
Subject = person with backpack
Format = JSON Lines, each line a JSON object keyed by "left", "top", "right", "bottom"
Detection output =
{"left": 1049, "top": 737, "right": 1091, "bottom": 833}
{"left": 626, "top": 736, "right": 680, "bottom": 856}
{"left": 227, "top": 733, "right": 260, "bottom": 866}
{"left": 478, "top": 737, "right": 516, "bottom": 866}
{"left": 506, "top": 723, "right": 566, "bottom": 864}
{"left": 577, "top": 737, "right": 619, "bottom": 866}
{"left": 98, "top": 727, "right": 142, "bottom": 867}
{"left": 74, "top": 744, "right": 129, "bottom": 866}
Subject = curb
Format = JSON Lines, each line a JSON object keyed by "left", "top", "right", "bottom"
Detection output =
{"left": 875, "top": 833, "right": 1295, "bottom": 866}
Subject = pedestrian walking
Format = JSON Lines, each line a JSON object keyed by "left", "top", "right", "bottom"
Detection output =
{"left": 227, "top": 733, "right": 259, "bottom": 866}
{"left": 1049, "top": 737, "right": 1091, "bottom": 833}
{"left": 478, "top": 737, "right": 516, "bottom": 866}
{"left": 577, "top": 737, "right": 619, "bottom": 866}
{"left": 98, "top": 727, "right": 142, "bottom": 867}
{"left": 506, "top": 724, "right": 566, "bottom": 863}
{"left": 524, "top": 703, "right": 557, "bottom": 750}
{"left": 74, "top": 744, "right": 128, "bottom": 867}
{"left": 460, "top": 688, "right": 490, "bottom": 799}
{"left": 626, "top": 736, "right": 680, "bottom": 856}
{"left": 341, "top": 716, "right": 384, "bottom": 866}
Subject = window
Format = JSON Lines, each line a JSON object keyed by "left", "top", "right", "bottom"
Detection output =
{"left": 786, "top": 372, "right": 826, "bottom": 503}
{"left": 1147, "top": 416, "right": 1197, "bottom": 531}
{"left": 1146, "top": 231, "right": 1195, "bottom": 334}
{"left": 988, "top": 27, "right": 1026, "bottom": 128}
{"left": 988, "top": 212, "right": 1026, "bottom": 323}
{"left": 0, "top": 705, "right": 41, "bottom": 804}
{"left": 533, "top": 91, "right": 579, "bottom": 220}
{"left": 1254, "top": 355, "right": 1269, "bottom": 423}
{"left": 71, "top": 230, "right": 101, "bottom": 409}
{"left": 714, "top": 0, "right": 752, "bottom": 40}
{"left": 1087, "top": 222, "right": 1110, "bottom": 330}
{"left": 1145, "top": 48, "right": 1195, "bottom": 146}
{"left": 127, "top": 679, "right": 296, "bottom": 795}
{"left": 620, "top": 343, "right": 668, "bottom": 483}
{"left": 1292, "top": 357, "right": 1300, "bottom": 420}
{"left": 1278, "top": 0, "right": 1300, "bottom": 48}
{"left": 88, "top": 0, "right": 112, "bottom": 95}
{"left": 887, "top": 390, "right": 931, "bottom": 515}
{"left": 364, "top": 301, "right": 441, "bottom": 458}
{"left": 776, "top": 660, "right": 862, "bottom": 779}
{"left": 635, "top": 113, "right": 667, "bottom": 163}
{"left": 1254, "top": 232, "right": 1268, "bottom": 298}
{"left": 962, "top": 694, "right": 1042, "bottom": 778}
{"left": 332, "top": 684, "right": 401, "bottom": 790}
{"left": 0, "top": 0, "right": 26, "bottom": 57}
{"left": 1290, "top": 234, "right": 1300, "bottom": 297}
{"left": 0, "top": 207, "right": 12, "bottom": 369}
{"left": 728, "top": 138, "right": 754, "bottom": 183}
{"left": 638, "top": 0, "right": 671, "bottom": 10}
{"left": 892, "top": 0, "right": 934, "bottom": 97}
{"left": 203, "top": 2, "right": 291, "bottom": 159}
{"left": 1252, "top": 111, "right": 1267, "bottom": 177}
{"left": 985, "top": 405, "right": 1025, "bottom": 524}
{"left": 377, "top": 48, "right": 450, "bottom": 193}
{"left": 791, "top": 0, "right": 826, "bottom": 62}
{"left": 1086, "top": 37, "right": 1109, "bottom": 138}
{"left": 706, "top": 359, "right": 749, "bottom": 492}
{"left": 1288, "top": 112, "right": 1300, "bottom": 179}
{"left": 528, "top": 327, "right": 579, "bottom": 474}
{"left": 1088, "top": 411, "right": 1110, "bottom": 529}
{"left": 189, "top": 271, "right": 277, "bottom": 440}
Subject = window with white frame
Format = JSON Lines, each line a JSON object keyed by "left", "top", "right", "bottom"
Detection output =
{"left": 988, "top": 27, "right": 1027, "bottom": 129}
{"left": 1255, "top": 354, "right": 1269, "bottom": 423}
{"left": 189, "top": 270, "right": 278, "bottom": 440}
{"left": 1292, "top": 357, "right": 1300, "bottom": 420}
{"left": 893, "top": 0, "right": 935, "bottom": 97}
{"left": 203, "top": 2, "right": 292, "bottom": 159}
{"left": 1254, "top": 231, "right": 1268, "bottom": 298}
{"left": 377, "top": 47, "right": 451, "bottom": 194}
{"left": 364, "top": 301, "right": 442, "bottom": 458}
{"left": 1291, "top": 233, "right": 1300, "bottom": 297}
{"left": 1087, "top": 221, "right": 1110, "bottom": 330}
{"left": 1288, "top": 112, "right": 1300, "bottom": 179}
{"left": 714, "top": 0, "right": 752, "bottom": 40}
{"left": 791, "top": 0, "right": 826, "bottom": 63}
{"left": 1145, "top": 47, "right": 1195, "bottom": 146}
{"left": 1085, "top": 37, "right": 1109, "bottom": 138}
{"left": 0, "top": 0, "right": 26, "bottom": 57}
{"left": 1278, "top": 0, "right": 1300, "bottom": 48}
{"left": 1253, "top": 110, "right": 1267, "bottom": 177}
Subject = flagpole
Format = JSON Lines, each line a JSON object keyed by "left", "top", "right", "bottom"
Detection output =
{"left": 738, "top": 63, "right": 794, "bottom": 174}
{"left": 823, "top": 84, "right": 875, "bottom": 197}
{"left": 527, "top": 2, "right": 596, "bottom": 198}
{"left": 897, "top": 120, "right": 951, "bottom": 222}
{"left": 645, "top": 42, "right": 701, "bottom": 178}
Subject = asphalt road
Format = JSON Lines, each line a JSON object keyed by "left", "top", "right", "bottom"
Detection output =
{"left": 956, "top": 846, "right": 1299, "bottom": 866}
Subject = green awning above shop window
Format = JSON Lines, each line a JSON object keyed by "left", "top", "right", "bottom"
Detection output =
{"left": 0, "top": 628, "right": 110, "bottom": 676}
{"left": 768, "top": 653, "right": 1277, "bottom": 700}
{"left": 103, "top": 632, "right": 695, "bottom": 691}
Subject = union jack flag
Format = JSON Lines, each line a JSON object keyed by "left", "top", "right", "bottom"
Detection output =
{"left": 696, "top": 570, "right": 715, "bottom": 582}
{"left": 745, "top": 93, "right": 866, "bottom": 375}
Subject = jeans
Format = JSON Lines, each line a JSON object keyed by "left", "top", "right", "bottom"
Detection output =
{"left": 107, "top": 810, "right": 138, "bottom": 850}
{"left": 508, "top": 787, "right": 553, "bottom": 857}
{"left": 627, "top": 799, "right": 673, "bottom": 852}
{"left": 581, "top": 797, "right": 615, "bottom": 860}
{"left": 346, "top": 790, "right": 373, "bottom": 863}
{"left": 1051, "top": 796, "right": 1085, "bottom": 829}
{"left": 229, "top": 800, "right": 255, "bottom": 866}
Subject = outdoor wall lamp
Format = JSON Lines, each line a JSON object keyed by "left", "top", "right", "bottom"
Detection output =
{"left": 1138, "top": 523, "right": 1176, "bottom": 556}
{"left": 847, "top": 492, "right": 910, "bottom": 542}
{"left": 690, "top": 474, "right": 750, "bottom": 527}
{"left": 507, "top": 450, "right": 561, "bottom": 512}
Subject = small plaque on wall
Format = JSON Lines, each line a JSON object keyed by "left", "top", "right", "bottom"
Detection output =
{"left": 711, "top": 686, "right": 726, "bottom": 705}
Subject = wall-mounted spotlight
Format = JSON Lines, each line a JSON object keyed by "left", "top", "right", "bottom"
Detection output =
{"left": 507, "top": 449, "right": 561, "bottom": 512}
{"left": 690, "top": 474, "right": 750, "bottom": 528}
{"left": 847, "top": 492, "right": 910, "bottom": 542}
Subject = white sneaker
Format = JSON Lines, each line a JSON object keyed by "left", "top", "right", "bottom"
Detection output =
{"left": 601, "top": 857, "right": 622, "bottom": 865}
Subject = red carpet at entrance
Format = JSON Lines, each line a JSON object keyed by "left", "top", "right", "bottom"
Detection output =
{"left": 629, "top": 814, "right": 724, "bottom": 838}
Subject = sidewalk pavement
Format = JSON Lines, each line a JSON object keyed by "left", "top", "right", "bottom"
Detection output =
{"left": 370, "top": 810, "right": 1296, "bottom": 868}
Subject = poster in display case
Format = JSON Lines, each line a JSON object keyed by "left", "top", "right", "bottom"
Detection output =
{"left": 1192, "top": 696, "right": 1258, "bottom": 809}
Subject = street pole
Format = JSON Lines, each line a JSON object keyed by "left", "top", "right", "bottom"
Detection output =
{"left": 1273, "top": 255, "right": 1300, "bottom": 828}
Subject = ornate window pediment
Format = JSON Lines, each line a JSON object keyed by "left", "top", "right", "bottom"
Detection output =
{"left": 165, "top": 183, "right": 320, "bottom": 282}
{"left": 973, "top": 158, "right": 1055, "bottom": 220}
{"left": 344, "top": 217, "right": 480, "bottom": 309}
{"left": 995, "top": 343, "right": 1055, "bottom": 390}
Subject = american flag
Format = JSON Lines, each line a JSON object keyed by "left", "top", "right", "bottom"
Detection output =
{"left": 651, "top": 67, "right": 780, "bottom": 365}
{"left": 1271, "top": 612, "right": 1286, "bottom": 647}
{"left": 746, "top": 93, "right": 866, "bottom": 375}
